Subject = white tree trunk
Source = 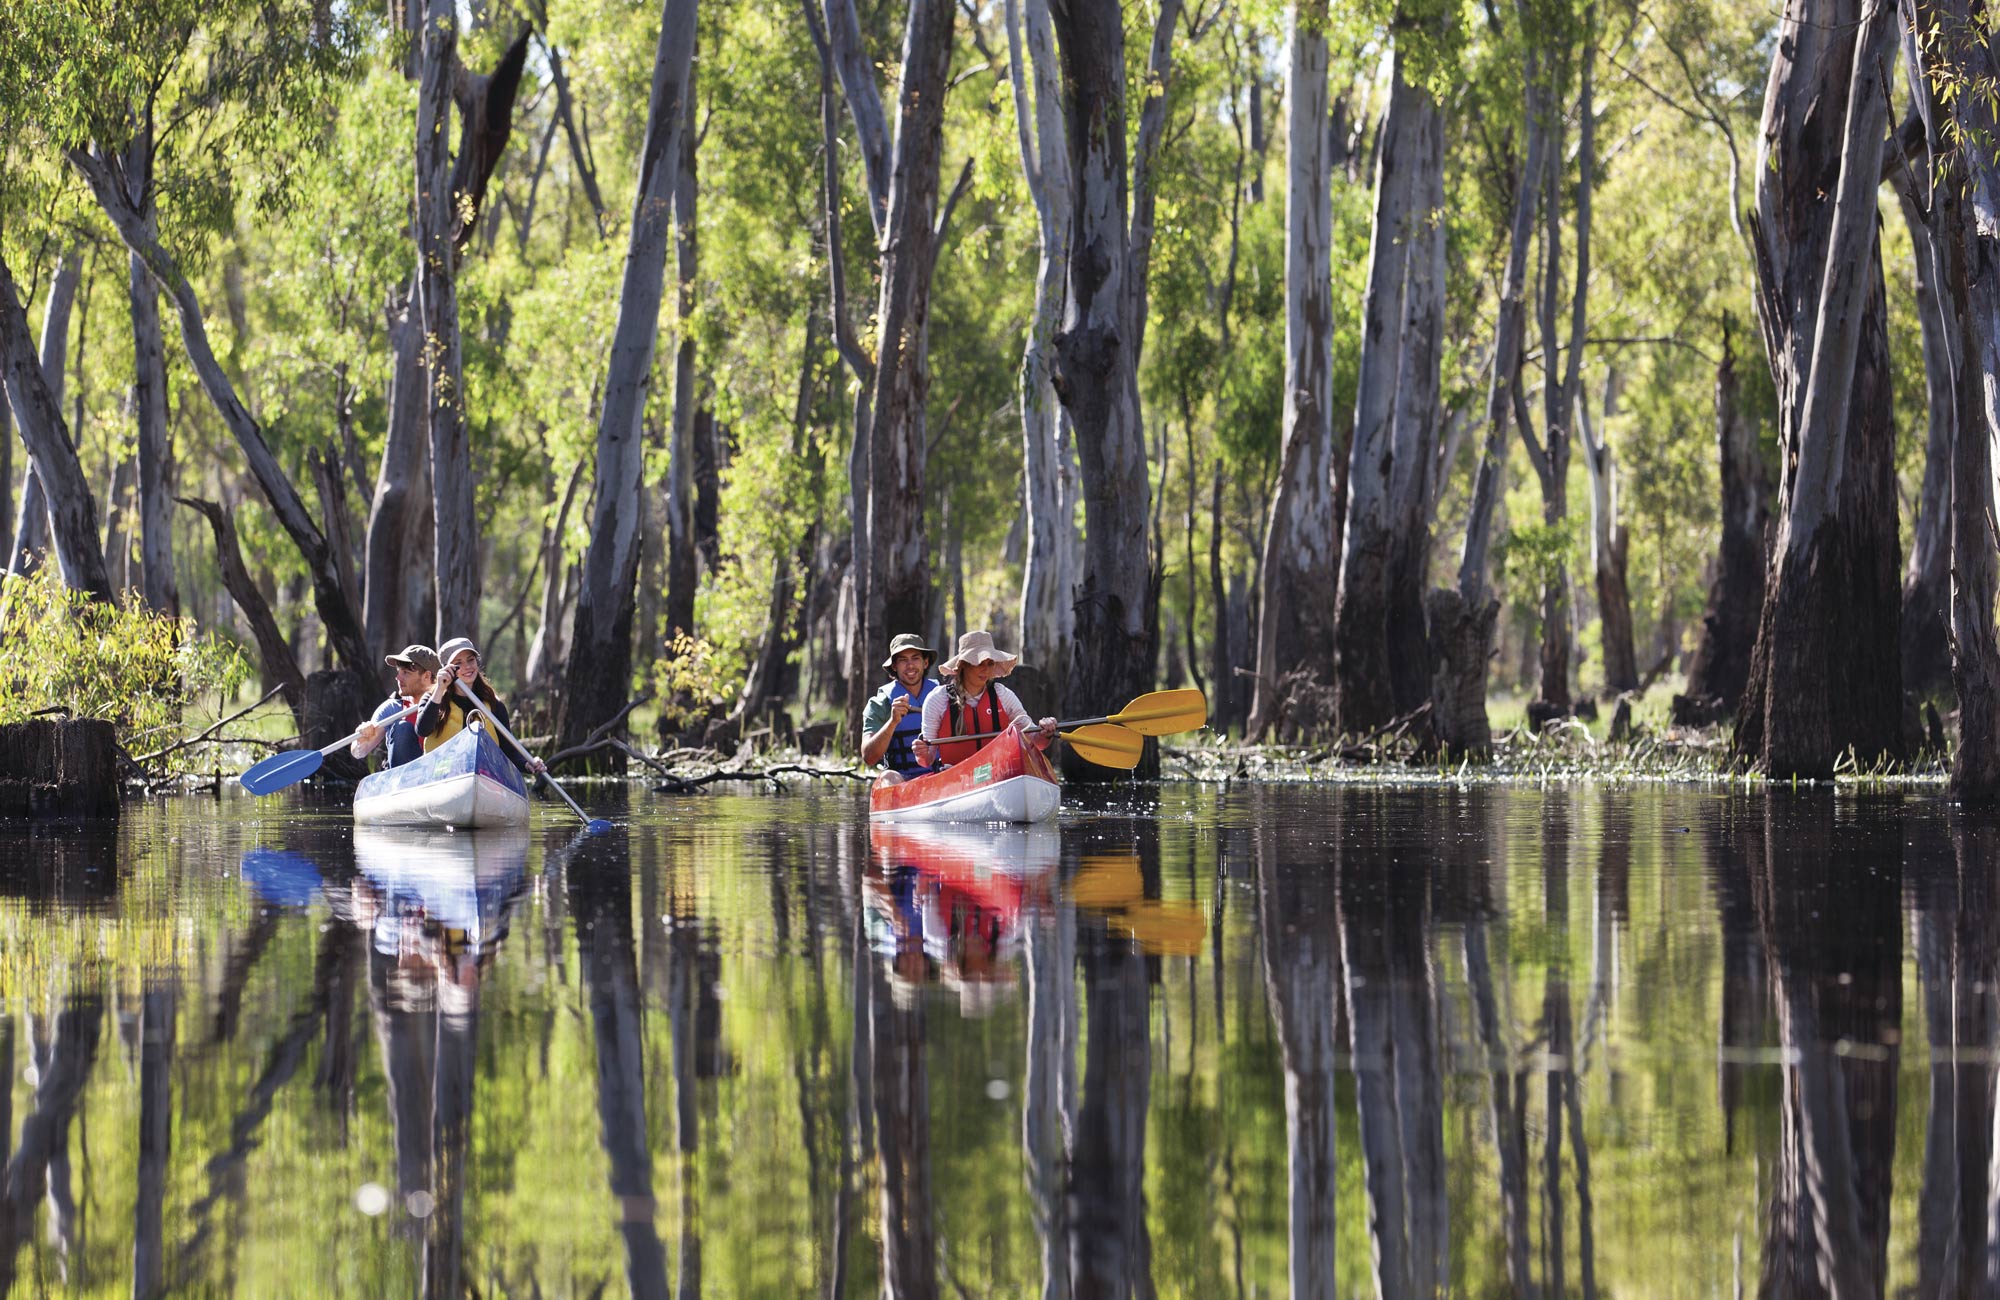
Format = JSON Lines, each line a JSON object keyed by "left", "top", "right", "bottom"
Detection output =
{"left": 1010, "top": 0, "right": 1077, "bottom": 685}
{"left": 128, "top": 249, "right": 176, "bottom": 615}
{"left": 558, "top": 0, "right": 697, "bottom": 754}
{"left": 416, "top": 0, "right": 477, "bottom": 643}
{"left": 1331, "top": 42, "right": 1442, "bottom": 735}
{"left": 1249, "top": 0, "right": 1337, "bottom": 740}
{"left": 0, "top": 249, "right": 110, "bottom": 600}
{"left": 6, "top": 250, "right": 75, "bottom": 579}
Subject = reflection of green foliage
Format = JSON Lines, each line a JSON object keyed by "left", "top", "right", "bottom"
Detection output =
{"left": 0, "top": 565, "right": 248, "bottom": 760}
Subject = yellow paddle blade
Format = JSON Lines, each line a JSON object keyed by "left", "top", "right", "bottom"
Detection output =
{"left": 1060, "top": 723, "right": 1145, "bottom": 769}
{"left": 1105, "top": 688, "right": 1208, "bottom": 736}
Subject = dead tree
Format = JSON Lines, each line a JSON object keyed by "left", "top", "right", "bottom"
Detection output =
{"left": 6, "top": 248, "right": 76, "bottom": 581}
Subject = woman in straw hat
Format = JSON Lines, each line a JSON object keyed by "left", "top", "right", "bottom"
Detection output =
{"left": 914, "top": 631, "right": 1058, "bottom": 769}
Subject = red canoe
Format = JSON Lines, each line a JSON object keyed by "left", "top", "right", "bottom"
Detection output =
{"left": 869, "top": 727, "right": 1061, "bottom": 823}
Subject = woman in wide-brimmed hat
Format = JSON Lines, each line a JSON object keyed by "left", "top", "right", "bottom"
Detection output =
{"left": 914, "top": 631, "right": 1057, "bottom": 769}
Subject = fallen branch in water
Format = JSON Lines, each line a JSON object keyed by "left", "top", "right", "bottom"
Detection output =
{"left": 653, "top": 762, "right": 872, "bottom": 794}
{"left": 133, "top": 684, "right": 290, "bottom": 767}
{"left": 544, "top": 695, "right": 652, "bottom": 768}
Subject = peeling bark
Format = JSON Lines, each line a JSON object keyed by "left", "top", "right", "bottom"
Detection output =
{"left": 1580, "top": 371, "right": 1635, "bottom": 694}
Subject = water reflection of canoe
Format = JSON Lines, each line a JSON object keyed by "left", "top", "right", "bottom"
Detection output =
{"left": 352, "top": 725, "right": 529, "bottom": 829}
{"left": 868, "top": 727, "right": 1060, "bottom": 823}
{"left": 867, "top": 821, "right": 1059, "bottom": 1010}
{"left": 352, "top": 825, "right": 531, "bottom": 963}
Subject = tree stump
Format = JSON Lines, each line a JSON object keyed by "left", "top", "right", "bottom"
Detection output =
{"left": 0, "top": 718, "right": 120, "bottom": 818}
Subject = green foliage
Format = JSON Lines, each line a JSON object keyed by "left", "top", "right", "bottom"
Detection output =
{"left": 0, "top": 565, "right": 248, "bottom": 756}
{"left": 1497, "top": 515, "right": 1582, "bottom": 594}
{"left": 650, "top": 632, "right": 737, "bottom": 730}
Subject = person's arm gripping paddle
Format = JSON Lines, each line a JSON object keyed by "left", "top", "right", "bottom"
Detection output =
{"left": 996, "top": 683, "right": 1057, "bottom": 752}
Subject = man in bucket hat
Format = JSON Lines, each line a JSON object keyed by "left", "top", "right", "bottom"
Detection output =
{"left": 351, "top": 644, "right": 440, "bottom": 770}
{"left": 914, "top": 631, "right": 1058, "bottom": 769}
{"left": 862, "top": 633, "right": 941, "bottom": 785}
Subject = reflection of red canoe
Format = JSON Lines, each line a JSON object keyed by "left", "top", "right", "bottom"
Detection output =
{"left": 869, "top": 727, "right": 1060, "bottom": 823}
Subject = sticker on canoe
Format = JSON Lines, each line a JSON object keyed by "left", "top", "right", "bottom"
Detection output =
{"left": 973, "top": 763, "right": 993, "bottom": 784}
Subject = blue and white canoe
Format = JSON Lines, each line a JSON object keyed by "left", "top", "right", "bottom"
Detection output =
{"left": 352, "top": 724, "right": 531, "bottom": 829}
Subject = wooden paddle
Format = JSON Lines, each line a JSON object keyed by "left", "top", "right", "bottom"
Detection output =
{"left": 238, "top": 701, "right": 420, "bottom": 795}
{"left": 453, "top": 680, "right": 614, "bottom": 834}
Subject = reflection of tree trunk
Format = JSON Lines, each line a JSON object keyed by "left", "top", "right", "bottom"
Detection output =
{"left": 0, "top": 995, "right": 103, "bottom": 1295}
{"left": 1751, "top": 795, "right": 1900, "bottom": 1299}
{"left": 1254, "top": 794, "right": 1338, "bottom": 1299}
{"left": 133, "top": 982, "right": 176, "bottom": 1300}
{"left": 424, "top": 996, "right": 477, "bottom": 1300}
{"left": 1709, "top": 800, "right": 1770, "bottom": 1154}
{"left": 1910, "top": 813, "right": 1998, "bottom": 1300}
{"left": 1066, "top": 925, "right": 1153, "bottom": 1297}
{"left": 871, "top": 960, "right": 937, "bottom": 1299}
{"left": 667, "top": 883, "right": 709, "bottom": 1300}
{"left": 1339, "top": 795, "right": 1447, "bottom": 1300}
{"left": 370, "top": 947, "right": 438, "bottom": 1210}
{"left": 1024, "top": 879, "right": 1077, "bottom": 1300}
{"left": 569, "top": 835, "right": 670, "bottom": 1300}
{"left": 1465, "top": 914, "right": 1532, "bottom": 1296}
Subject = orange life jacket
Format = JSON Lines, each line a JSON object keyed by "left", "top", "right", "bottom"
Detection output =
{"left": 936, "top": 685, "right": 1004, "bottom": 767}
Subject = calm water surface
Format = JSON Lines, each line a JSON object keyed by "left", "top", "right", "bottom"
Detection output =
{"left": 0, "top": 783, "right": 1975, "bottom": 1296}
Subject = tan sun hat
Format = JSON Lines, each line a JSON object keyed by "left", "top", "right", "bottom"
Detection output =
{"left": 939, "top": 630, "right": 1020, "bottom": 678}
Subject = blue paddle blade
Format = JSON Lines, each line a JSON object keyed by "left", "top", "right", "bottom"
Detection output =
{"left": 239, "top": 849, "right": 324, "bottom": 906}
{"left": 586, "top": 819, "right": 615, "bottom": 835}
{"left": 238, "top": 747, "right": 325, "bottom": 796}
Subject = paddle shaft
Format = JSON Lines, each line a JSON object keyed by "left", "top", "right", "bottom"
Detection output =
{"left": 334, "top": 701, "right": 420, "bottom": 755}
{"left": 921, "top": 719, "right": 1098, "bottom": 746}
{"left": 452, "top": 681, "right": 602, "bottom": 829}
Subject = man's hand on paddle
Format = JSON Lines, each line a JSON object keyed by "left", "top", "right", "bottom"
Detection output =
{"left": 889, "top": 695, "right": 912, "bottom": 724}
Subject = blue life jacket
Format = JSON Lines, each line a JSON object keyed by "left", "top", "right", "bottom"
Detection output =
{"left": 884, "top": 679, "right": 939, "bottom": 776}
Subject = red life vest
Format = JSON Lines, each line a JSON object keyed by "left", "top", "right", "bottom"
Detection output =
{"left": 937, "top": 685, "right": 1004, "bottom": 767}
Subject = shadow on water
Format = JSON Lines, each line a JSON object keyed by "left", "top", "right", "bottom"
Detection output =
{"left": 6, "top": 784, "right": 2000, "bottom": 1295}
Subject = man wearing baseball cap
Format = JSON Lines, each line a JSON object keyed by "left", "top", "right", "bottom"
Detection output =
{"left": 351, "top": 644, "right": 439, "bottom": 770}
{"left": 861, "top": 633, "right": 940, "bottom": 785}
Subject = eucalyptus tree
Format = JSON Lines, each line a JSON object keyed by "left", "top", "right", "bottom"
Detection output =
{"left": 1430, "top": 2, "right": 1552, "bottom": 756}
{"left": 813, "top": 0, "right": 957, "bottom": 725}
{"left": 0, "top": 250, "right": 113, "bottom": 601}
{"left": 13, "top": 1, "right": 380, "bottom": 676}
{"left": 556, "top": 0, "right": 698, "bottom": 761}
{"left": 1249, "top": 0, "right": 1338, "bottom": 741}
{"left": 1678, "top": 325, "right": 1768, "bottom": 720}
{"left": 4, "top": 249, "right": 77, "bottom": 581}
{"left": 1327, "top": 2, "right": 1450, "bottom": 737}
{"left": 1733, "top": 0, "right": 1901, "bottom": 778}
{"left": 1899, "top": 0, "right": 2000, "bottom": 796}
{"left": 1045, "top": 0, "right": 1186, "bottom": 772}
{"left": 1007, "top": 0, "right": 1079, "bottom": 694}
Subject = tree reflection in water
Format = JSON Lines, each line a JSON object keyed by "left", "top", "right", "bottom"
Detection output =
{"left": 1750, "top": 794, "right": 1902, "bottom": 1300}
{"left": 12, "top": 788, "right": 2000, "bottom": 1294}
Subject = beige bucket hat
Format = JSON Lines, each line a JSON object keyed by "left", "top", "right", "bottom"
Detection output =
{"left": 939, "top": 630, "right": 1020, "bottom": 678}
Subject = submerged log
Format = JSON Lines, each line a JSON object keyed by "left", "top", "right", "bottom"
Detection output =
{"left": 0, "top": 718, "right": 119, "bottom": 818}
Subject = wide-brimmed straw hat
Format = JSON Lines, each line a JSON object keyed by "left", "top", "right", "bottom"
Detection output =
{"left": 939, "top": 630, "right": 1020, "bottom": 678}
{"left": 881, "top": 632, "right": 936, "bottom": 672}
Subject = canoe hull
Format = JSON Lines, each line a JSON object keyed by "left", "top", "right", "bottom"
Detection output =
{"left": 353, "top": 726, "right": 530, "bottom": 829}
{"left": 869, "top": 729, "right": 1060, "bottom": 824}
